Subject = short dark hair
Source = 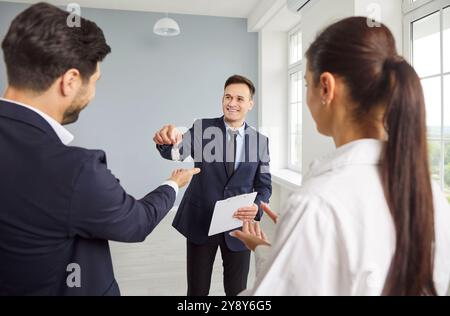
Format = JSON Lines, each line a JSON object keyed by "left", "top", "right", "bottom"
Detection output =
{"left": 1, "top": 2, "right": 111, "bottom": 92}
{"left": 224, "top": 75, "right": 255, "bottom": 99}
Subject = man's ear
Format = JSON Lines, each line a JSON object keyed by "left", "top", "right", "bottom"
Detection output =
{"left": 319, "top": 72, "right": 336, "bottom": 105}
{"left": 249, "top": 100, "right": 254, "bottom": 111}
{"left": 60, "top": 68, "right": 82, "bottom": 97}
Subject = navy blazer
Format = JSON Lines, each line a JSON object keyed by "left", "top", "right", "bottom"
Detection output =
{"left": 157, "top": 117, "right": 272, "bottom": 252}
{"left": 0, "top": 100, "right": 176, "bottom": 296}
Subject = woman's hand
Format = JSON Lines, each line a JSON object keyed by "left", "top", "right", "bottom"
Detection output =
{"left": 230, "top": 202, "right": 280, "bottom": 251}
{"left": 230, "top": 221, "right": 270, "bottom": 251}
{"left": 261, "top": 202, "right": 279, "bottom": 224}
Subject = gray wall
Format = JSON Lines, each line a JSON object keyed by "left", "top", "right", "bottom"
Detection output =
{"left": 0, "top": 2, "right": 258, "bottom": 200}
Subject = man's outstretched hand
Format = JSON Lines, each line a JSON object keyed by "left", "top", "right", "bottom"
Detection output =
{"left": 169, "top": 168, "right": 201, "bottom": 188}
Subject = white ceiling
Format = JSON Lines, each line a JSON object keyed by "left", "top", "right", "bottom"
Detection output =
{"left": 0, "top": 0, "right": 262, "bottom": 18}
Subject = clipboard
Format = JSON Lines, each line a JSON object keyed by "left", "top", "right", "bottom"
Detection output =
{"left": 208, "top": 192, "right": 258, "bottom": 236}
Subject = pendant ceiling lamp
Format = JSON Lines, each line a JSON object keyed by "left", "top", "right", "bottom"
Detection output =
{"left": 153, "top": 13, "right": 180, "bottom": 37}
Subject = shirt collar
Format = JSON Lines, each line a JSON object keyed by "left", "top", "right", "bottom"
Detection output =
{"left": 304, "top": 139, "right": 384, "bottom": 181}
{"left": 224, "top": 119, "right": 246, "bottom": 137}
{"left": 0, "top": 97, "right": 74, "bottom": 145}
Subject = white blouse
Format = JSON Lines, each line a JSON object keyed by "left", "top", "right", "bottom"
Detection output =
{"left": 243, "top": 139, "right": 450, "bottom": 296}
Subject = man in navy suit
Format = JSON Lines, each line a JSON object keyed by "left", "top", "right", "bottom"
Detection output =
{"left": 0, "top": 3, "right": 200, "bottom": 296}
{"left": 153, "top": 75, "right": 272, "bottom": 296}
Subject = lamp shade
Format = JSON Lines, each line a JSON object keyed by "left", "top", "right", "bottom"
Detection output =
{"left": 153, "top": 17, "right": 180, "bottom": 36}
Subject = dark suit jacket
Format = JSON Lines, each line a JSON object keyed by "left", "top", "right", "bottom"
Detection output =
{"left": 157, "top": 117, "right": 272, "bottom": 252}
{"left": 0, "top": 100, "right": 176, "bottom": 296}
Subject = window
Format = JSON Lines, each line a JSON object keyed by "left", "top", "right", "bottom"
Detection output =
{"left": 404, "top": 0, "right": 450, "bottom": 202}
{"left": 288, "top": 26, "right": 303, "bottom": 172}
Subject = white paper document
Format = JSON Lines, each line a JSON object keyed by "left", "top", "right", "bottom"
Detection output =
{"left": 208, "top": 192, "right": 258, "bottom": 236}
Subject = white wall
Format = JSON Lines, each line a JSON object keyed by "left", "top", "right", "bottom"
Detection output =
{"left": 259, "top": 30, "right": 288, "bottom": 172}
{"left": 255, "top": 3, "right": 298, "bottom": 211}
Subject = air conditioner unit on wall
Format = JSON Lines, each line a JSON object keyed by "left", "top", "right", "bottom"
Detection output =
{"left": 287, "top": 0, "right": 312, "bottom": 13}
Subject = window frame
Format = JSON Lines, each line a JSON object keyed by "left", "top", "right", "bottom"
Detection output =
{"left": 403, "top": 0, "right": 438, "bottom": 14}
{"left": 403, "top": 0, "right": 450, "bottom": 194}
{"left": 287, "top": 23, "right": 303, "bottom": 173}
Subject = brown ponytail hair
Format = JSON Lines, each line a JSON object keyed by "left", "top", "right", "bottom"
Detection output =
{"left": 306, "top": 17, "right": 436, "bottom": 296}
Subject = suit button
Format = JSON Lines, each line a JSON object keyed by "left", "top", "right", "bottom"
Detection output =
{"left": 225, "top": 187, "right": 228, "bottom": 190}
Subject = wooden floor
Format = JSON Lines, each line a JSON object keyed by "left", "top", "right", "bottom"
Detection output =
{"left": 110, "top": 209, "right": 276, "bottom": 296}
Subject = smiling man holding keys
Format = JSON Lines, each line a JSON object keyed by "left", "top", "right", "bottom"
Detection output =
{"left": 153, "top": 75, "right": 272, "bottom": 296}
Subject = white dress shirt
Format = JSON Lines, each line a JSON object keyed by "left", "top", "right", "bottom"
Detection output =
{"left": 242, "top": 139, "right": 450, "bottom": 296}
{"left": 0, "top": 97, "right": 178, "bottom": 195}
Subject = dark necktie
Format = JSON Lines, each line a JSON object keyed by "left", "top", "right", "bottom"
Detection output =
{"left": 226, "top": 130, "right": 238, "bottom": 178}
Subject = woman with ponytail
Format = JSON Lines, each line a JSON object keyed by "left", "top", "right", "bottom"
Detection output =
{"left": 233, "top": 17, "right": 450, "bottom": 296}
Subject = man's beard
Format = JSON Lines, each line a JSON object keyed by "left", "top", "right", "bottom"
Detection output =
{"left": 61, "top": 87, "right": 89, "bottom": 125}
